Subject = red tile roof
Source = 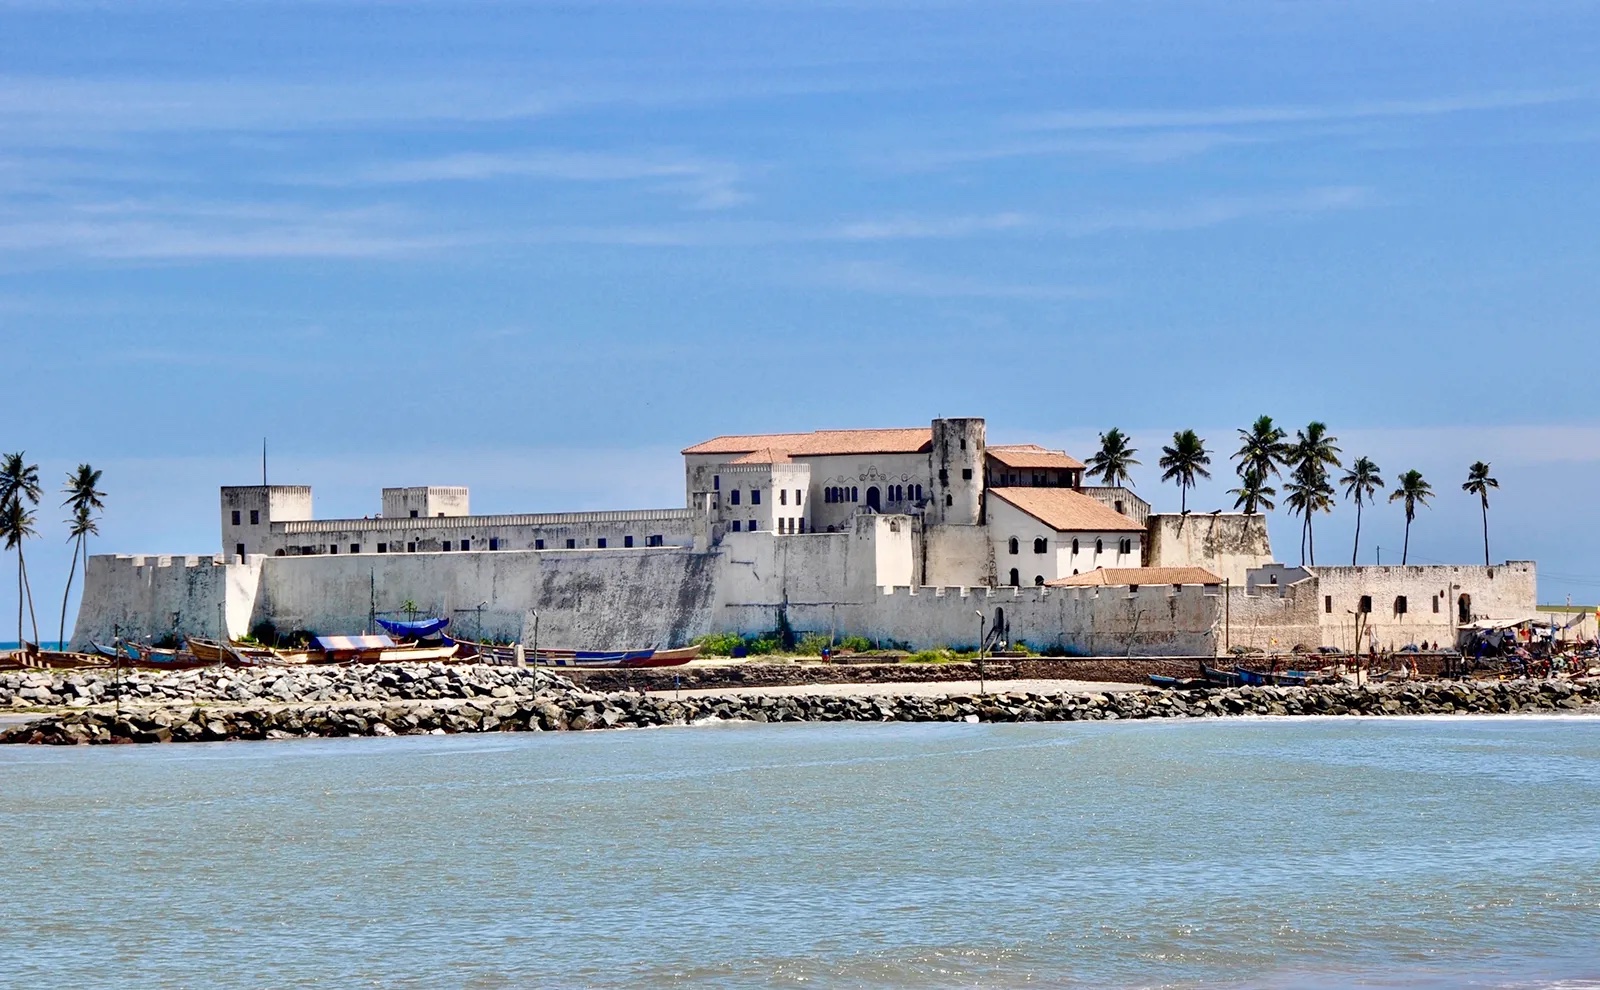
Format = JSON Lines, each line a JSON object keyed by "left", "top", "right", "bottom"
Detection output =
{"left": 987, "top": 444, "right": 1085, "bottom": 470}
{"left": 727, "top": 448, "right": 792, "bottom": 464}
{"left": 1047, "top": 566, "right": 1223, "bottom": 587}
{"left": 684, "top": 427, "right": 933, "bottom": 457}
{"left": 989, "top": 487, "right": 1145, "bottom": 532}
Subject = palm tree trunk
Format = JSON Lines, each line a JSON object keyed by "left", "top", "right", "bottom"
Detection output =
{"left": 20, "top": 549, "right": 39, "bottom": 647}
{"left": 1481, "top": 497, "right": 1490, "bottom": 567}
{"left": 1402, "top": 517, "right": 1411, "bottom": 565}
{"left": 59, "top": 533, "right": 81, "bottom": 650}
{"left": 1308, "top": 516, "right": 1316, "bottom": 566}
{"left": 1181, "top": 485, "right": 1187, "bottom": 514}
{"left": 15, "top": 551, "right": 21, "bottom": 648}
{"left": 1352, "top": 501, "right": 1362, "bottom": 566}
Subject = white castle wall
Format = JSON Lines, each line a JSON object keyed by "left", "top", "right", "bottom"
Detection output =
{"left": 70, "top": 553, "right": 265, "bottom": 650}
{"left": 1144, "top": 513, "right": 1274, "bottom": 585}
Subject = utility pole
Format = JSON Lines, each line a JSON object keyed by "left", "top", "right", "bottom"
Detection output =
{"left": 975, "top": 610, "right": 987, "bottom": 695}
{"left": 1224, "top": 578, "right": 1231, "bottom": 656}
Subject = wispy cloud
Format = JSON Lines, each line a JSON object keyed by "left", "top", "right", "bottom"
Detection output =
{"left": 0, "top": 198, "right": 457, "bottom": 260}
{"left": 321, "top": 149, "right": 751, "bottom": 210}
{"left": 812, "top": 259, "right": 1103, "bottom": 300}
{"left": 1011, "top": 87, "right": 1596, "bottom": 132}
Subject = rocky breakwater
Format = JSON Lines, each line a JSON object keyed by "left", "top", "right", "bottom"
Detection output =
{"left": 2, "top": 671, "right": 1598, "bottom": 745}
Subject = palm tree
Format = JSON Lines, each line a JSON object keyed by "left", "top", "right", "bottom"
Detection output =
{"left": 1462, "top": 461, "right": 1499, "bottom": 567}
{"left": 1233, "top": 416, "right": 1288, "bottom": 487}
{"left": 1158, "top": 430, "right": 1211, "bottom": 514}
{"left": 1388, "top": 469, "right": 1434, "bottom": 565}
{"left": 1087, "top": 428, "right": 1140, "bottom": 488}
{"left": 1228, "top": 467, "right": 1276, "bottom": 514}
{"left": 1339, "top": 456, "right": 1384, "bottom": 566}
{"left": 58, "top": 464, "right": 106, "bottom": 649}
{"left": 1283, "top": 423, "right": 1341, "bottom": 566}
{"left": 0, "top": 453, "right": 42, "bottom": 648}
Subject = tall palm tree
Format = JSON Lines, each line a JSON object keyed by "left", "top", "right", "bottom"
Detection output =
{"left": 1234, "top": 414, "right": 1286, "bottom": 474}
{"left": 0, "top": 453, "right": 42, "bottom": 647}
{"left": 1462, "top": 461, "right": 1499, "bottom": 567}
{"left": 1087, "top": 428, "right": 1140, "bottom": 488}
{"left": 1283, "top": 423, "right": 1341, "bottom": 566}
{"left": 58, "top": 464, "right": 105, "bottom": 649}
{"left": 1388, "top": 469, "right": 1434, "bottom": 565}
{"left": 1339, "top": 456, "right": 1384, "bottom": 566}
{"left": 1228, "top": 467, "right": 1276, "bottom": 515}
{"left": 1158, "top": 430, "right": 1211, "bottom": 514}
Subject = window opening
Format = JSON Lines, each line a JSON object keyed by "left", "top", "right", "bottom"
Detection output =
{"left": 1033, "top": 538, "right": 1047, "bottom": 554}
{"left": 1008, "top": 537, "right": 1019, "bottom": 555}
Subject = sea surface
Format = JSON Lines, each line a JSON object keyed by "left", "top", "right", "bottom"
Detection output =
{"left": 1, "top": 640, "right": 65, "bottom": 652}
{"left": 3, "top": 717, "right": 1600, "bottom": 989}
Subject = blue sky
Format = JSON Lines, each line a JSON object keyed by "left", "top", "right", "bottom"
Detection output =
{"left": 5, "top": 0, "right": 1600, "bottom": 636}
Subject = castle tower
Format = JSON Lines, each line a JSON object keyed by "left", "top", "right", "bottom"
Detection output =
{"left": 929, "top": 417, "right": 985, "bottom": 526}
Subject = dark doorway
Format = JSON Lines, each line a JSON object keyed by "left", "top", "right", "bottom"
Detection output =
{"left": 1458, "top": 593, "right": 1472, "bottom": 624}
{"left": 866, "top": 486, "right": 881, "bottom": 511}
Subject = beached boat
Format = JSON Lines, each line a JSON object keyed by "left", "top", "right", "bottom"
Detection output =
{"left": 306, "top": 634, "right": 460, "bottom": 664}
{"left": 1201, "top": 664, "right": 1242, "bottom": 688}
{"left": 185, "top": 637, "right": 288, "bottom": 666}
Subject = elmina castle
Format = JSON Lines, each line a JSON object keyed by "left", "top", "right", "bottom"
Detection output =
{"left": 71, "top": 417, "right": 1537, "bottom": 655}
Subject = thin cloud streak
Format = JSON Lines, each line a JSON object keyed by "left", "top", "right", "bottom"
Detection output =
{"left": 1013, "top": 87, "right": 1598, "bottom": 132}
{"left": 812, "top": 259, "right": 1104, "bottom": 300}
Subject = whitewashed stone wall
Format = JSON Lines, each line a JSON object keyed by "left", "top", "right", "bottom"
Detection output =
{"left": 1144, "top": 513, "right": 1274, "bottom": 585}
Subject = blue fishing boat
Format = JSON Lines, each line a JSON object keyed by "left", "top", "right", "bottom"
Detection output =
{"left": 1200, "top": 664, "right": 1242, "bottom": 687}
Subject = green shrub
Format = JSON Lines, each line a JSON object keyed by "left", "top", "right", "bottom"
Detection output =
{"left": 695, "top": 632, "right": 744, "bottom": 656}
{"left": 838, "top": 635, "right": 873, "bottom": 653}
{"left": 794, "top": 633, "right": 832, "bottom": 655}
{"left": 744, "top": 636, "right": 781, "bottom": 656}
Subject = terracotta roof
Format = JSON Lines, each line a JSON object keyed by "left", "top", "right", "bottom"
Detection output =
{"left": 728, "top": 448, "right": 792, "bottom": 464}
{"left": 684, "top": 427, "right": 933, "bottom": 457}
{"left": 989, "top": 487, "right": 1145, "bottom": 532}
{"left": 987, "top": 444, "right": 1085, "bottom": 470}
{"left": 1048, "top": 566, "right": 1223, "bottom": 587}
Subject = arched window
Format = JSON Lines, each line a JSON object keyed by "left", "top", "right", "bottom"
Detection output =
{"left": 1034, "top": 575, "right": 1045, "bottom": 586}
{"left": 916, "top": 484, "right": 924, "bottom": 501}
{"left": 1095, "top": 539, "right": 1103, "bottom": 554}
{"left": 1008, "top": 537, "right": 1019, "bottom": 554}
{"left": 1071, "top": 538, "right": 1080, "bottom": 554}
{"left": 1008, "top": 568, "right": 1020, "bottom": 586}
{"left": 1033, "top": 538, "right": 1047, "bottom": 554}
{"left": 945, "top": 494, "right": 953, "bottom": 506}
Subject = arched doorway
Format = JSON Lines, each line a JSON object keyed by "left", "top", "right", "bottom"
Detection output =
{"left": 1008, "top": 568, "right": 1019, "bottom": 587}
{"left": 866, "top": 486, "right": 881, "bottom": 511}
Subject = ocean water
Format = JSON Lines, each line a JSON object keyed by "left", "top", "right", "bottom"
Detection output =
{"left": 2, "top": 717, "right": 1599, "bottom": 989}
{"left": 0, "top": 640, "right": 66, "bottom": 652}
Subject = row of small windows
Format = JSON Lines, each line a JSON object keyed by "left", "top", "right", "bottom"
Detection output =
{"left": 230, "top": 510, "right": 261, "bottom": 526}
{"left": 1007, "top": 537, "right": 1134, "bottom": 555}
{"left": 266, "top": 534, "right": 667, "bottom": 556}
{"left": 824, "top": 487, "right": 858, "bottom": 504}
{"left": 1325, "top": 593, "right": 1463, "bottom": 617}
{"left": 723, "top": 487, "right": 806, "bottom": 507}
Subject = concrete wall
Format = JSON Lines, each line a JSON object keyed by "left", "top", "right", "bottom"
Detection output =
{"left": 923, "top": 524, "right": 993, "bottom": 588}
{"left": 70, "top": 553, "right": 265, "bottom": 650}
{"left": 1310, "top": 562, "right": 1537, "bottom": 651}
{"left": 930, "top": 417, "right": 985, "bottom": 526}
{"left": 1144, "top": 513, "right": 1274, "bottom": 585}
{"left": 382, "top": 486, "right": 469, "bottom": 519}
{"left": 268, "top": 508, "right": 696, "bottom": 556}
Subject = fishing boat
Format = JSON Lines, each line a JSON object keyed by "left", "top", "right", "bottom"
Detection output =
{"left": 1148, "top": 673, "right": 1206, "bottom": 690}
{"left": 185, "top": 637, "right": 288, "bottom": 666}
{"left": 1234, "top": 667, "right": 1270, "bottom": 687}
{"left": 306, "top": 634, "right": 460, "bottom": 664}
{"left": 1200, "top": 664, "right": 1242, "bottom": 688}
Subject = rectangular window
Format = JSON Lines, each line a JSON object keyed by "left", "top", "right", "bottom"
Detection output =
{"left": 624, "top": 535, "right": 634, "bottom": 548}
{"left": 535, "top": 539, "right": 545, "bottom": 550}
{"left": 302, "top": 546, "right": 314, "bottom": 555}
{"left": 250, "top": 509, "right": 260, "bottom": 525}
{"left": 731, "top": 520, "right": 741, "bottom": 532}
{"left": 713, "top": 475, "right": 720, "bottom": 491}
{"left": 730, "top": 490, "right": 741, "bottom": 505}
{"left": 751, "top": 489, "right": 761, "bottom": 505}
{"left": 231, "top": 510, "right": 241, "bottom": 525}
{"left": 350, "top": 544, "right": 360, "bottom": 554}
{"left": 780, "top": 489, "right": 787, "bottom": 505}
{"left": 795, "top": 490, "right": 802, "bottom": 505}
{"left": 329, "top": 544, "right": 338, "bottom": 554}
{"left": 749, "top": 518, "right": 759, "bottom": 531}
{"left": 377, "top": 543, "right": 388, "bottom": 553}
{"left": 798, "top": 519, "right": 806, "bottom": 533}
{"left": 1359, "top": 595, "right": 1372, "bottom": 614}
{"left": 648, "top": 535, "right": 663, "bottom": 547}
{"left": 235, "top": 543, "right": 246, "bottom": 557}
{"left": 565, "top": 538, "right": 576, "bottom": 549}
{"left": 962, "top": 468, "right": 973, "bottom": 480}
{"left": 442, "top": 541, "right": 452, "bottom": 551}
{"left": 1395, "top": 596, "right": 1408, "bottom": 615}
{"left": 409, "top": 510, "right": 419, "bottom": 518}
{"left": 489, "top": 538, "right": 500, "bottom": 551}
{"left": 939, "top": 468, "right": 949, "bottom": 485}
{"left": 1324, "top": 595, "right": 1333, "bottom": 614}
{"left": 459, "top": 539, "right": 469, "bottom": 551}
{"left": 1119, "top": 538, "right": 1133, "bottom": 554}
{"left": 597, "top": 538, "right": 607, "bottom": 549}
{"left": 407, "top": 542, "right": 417, "bottom": 553}
{"left": 1433, "top": 595, "right": 1440, "bottom": 613}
